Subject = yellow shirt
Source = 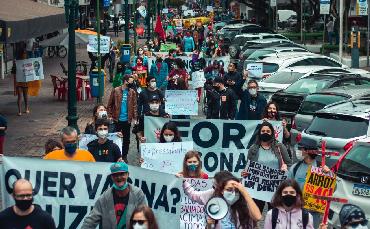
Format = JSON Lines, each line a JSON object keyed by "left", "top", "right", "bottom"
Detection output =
{"left": 44, "top": 149, "right": 96, "bottom": 162}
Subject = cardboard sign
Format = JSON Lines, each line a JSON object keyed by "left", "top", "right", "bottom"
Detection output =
{"left": 87, "top": 35, "right": 111, "bottom": 54}
{"left": 191, "top": 71, "right": 206, "bottom": 89}
{"left": 165, "top": 90, "right": 198, "bottom": 115}
{"left": 16, "top": 57, "right": 44, "bottom": 82}
{"left": 303, "top": 165, "right": 337, "bottom": 213}
{"left": 247, "top": 63, "right": 263, "bottom": 78}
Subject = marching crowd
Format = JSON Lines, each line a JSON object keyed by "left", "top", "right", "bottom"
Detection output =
{"left": 0, "top": 15, "right": 368, "bottom": 229}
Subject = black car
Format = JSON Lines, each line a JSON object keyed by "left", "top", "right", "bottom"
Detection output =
{"left": 271, "top": 72, "right": 370, "bottom": 117}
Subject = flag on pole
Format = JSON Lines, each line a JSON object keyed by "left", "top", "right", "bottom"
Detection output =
{"left": 154, "top": 15, "right": 166, "bottom": 41}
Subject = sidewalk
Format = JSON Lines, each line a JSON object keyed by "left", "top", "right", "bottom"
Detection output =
{"left": 0, "top": 47, "right": 112, "bottom": 157}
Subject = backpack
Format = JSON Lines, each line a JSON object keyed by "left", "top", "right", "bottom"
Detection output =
{"left": 271, "top": 208, "right": 309, "bottom": 229}
{"left": 292, "top": 160, "right": 319, "bottom": 177}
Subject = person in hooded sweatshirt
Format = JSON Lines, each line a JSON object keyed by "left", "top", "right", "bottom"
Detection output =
{"left": 182, "top": 31, "right": 195, "bottom": 52}
{"left": 264, "top": 179, "right": 314, "bottom": 229}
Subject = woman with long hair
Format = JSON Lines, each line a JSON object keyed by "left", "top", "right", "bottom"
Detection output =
{"left": 84, "top": 104, "right": 116, "bottom": 135}
{"left": 183, "top": 171, "right": 262, "bottom": 229}
{"left": 176, "top": 150, "right": 208, "bottom": 179}
{"left": 128, "top": 205, "right": 159, "bottom": 229}
{"left": 242, "top": 121, "right": 292, "bottom": 213}
{"left": 159, "top": 121, "right": 182, "bottom": 143}
{"left": 264, "top": 179, "right": 314, "bottom": 229}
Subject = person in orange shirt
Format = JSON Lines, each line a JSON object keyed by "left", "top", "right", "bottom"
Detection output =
{"left": 44, "top": 126, "right": 95, "bottom": 162}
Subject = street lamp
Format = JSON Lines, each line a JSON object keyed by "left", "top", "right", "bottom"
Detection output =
{"left": 64, "top": 0, "right": 80, "bottom": 133}
{"left": 125, "top": 0, "right": 129, "bottom": 43}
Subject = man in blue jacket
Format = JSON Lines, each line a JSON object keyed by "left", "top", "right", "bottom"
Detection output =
{"left": 237, "top": 79, "right": 267, "bottom": 120}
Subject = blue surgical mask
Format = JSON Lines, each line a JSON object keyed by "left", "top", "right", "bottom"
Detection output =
{"left": 64, "top": 143, "right": 77, "bottom": 155}
{"left": 187, "top": 164, "right": 198, "bottom": 171}
{"left": 113, "top": 181, "right": 128, "bottom": 191}
{"left": 223, "top": 191, "right": 240, "bottom": 205}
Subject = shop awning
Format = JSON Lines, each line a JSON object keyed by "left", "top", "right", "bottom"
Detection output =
{"left": 0, "top": 0, "right": 67, "bottom": 43}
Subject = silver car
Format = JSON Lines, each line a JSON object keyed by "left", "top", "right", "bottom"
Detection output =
{"left": 298, "top": 97, "right": 370, "bottom": 167}
{"left": 329, "top": 141, "right": 370, "bottom": 228}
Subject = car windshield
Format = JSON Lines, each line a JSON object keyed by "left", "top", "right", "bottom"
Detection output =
{"left": 298, "top": 94, "right": 348, "bottom": 115}
{"left": 248, "top": 50, "right": 275, "bottom": 60}
{"left": 306, "top": 114, "right": 368, "bottom": 139}
{"left": 222, "top": 28, "right": 239, "bottom": 36}
{"left": 285, "top": 78, "right": 333, "bottom": 94}
{"left": 262, "top": 63, "right": 279, "bottom": 73}
{"left": 242, "top": 48, "right": 259, "bottom": 59}
{"left": 337, "top": 144, "right": 370, "bottom": 183}
{"left": 263, "top": 71, "right": 305, "bottom": 84}
{"left": 233, "top": 37, "right": 251, "bottom": 46}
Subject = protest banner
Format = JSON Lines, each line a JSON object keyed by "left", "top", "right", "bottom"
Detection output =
{"left": 247, "top": 63, "right": 263, "bottom": 79}
{"left": 191, "top": 71, "right": 206, "bottom": 89}
{"left": 16, "top": 57, "right": 44, "bottom": 82}
{"left": 0, "top": 156, "right": 182, "bottom": 229}
{"left": 160, "top": 43, "right": 177, "bottom": 52}
{"left": 144, "top": 117, "right": 283, "bottom": 176}
{"left": 165, "top": 90, "right": 198, "bottom": 115}
{"left": 79, "top": 133, "right": 123, "bottom": 153}
{"left": 303, "top": 165, "right": 337, "bottom": 213}
{"left": 87, "top": 35, "right": 110, "bottom": 54}
{"left": 181, "top": 179, "right": 213, "bottom": 229}
{"left": 242, "top": 161, "right": 287, "bottom": 202}
{"left": 141, "top": 141, "right": 194, "bottom": 174}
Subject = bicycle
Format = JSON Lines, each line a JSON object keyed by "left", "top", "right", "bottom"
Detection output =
{"left": 46, "top": 45, "right": 67, "bottom": 58}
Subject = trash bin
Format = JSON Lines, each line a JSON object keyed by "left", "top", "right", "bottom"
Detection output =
{"left": 120, "top": 44, "right": 131, "bottom": 63}
{"left": 90, "top": 69, "right": 105, "bottom": 97}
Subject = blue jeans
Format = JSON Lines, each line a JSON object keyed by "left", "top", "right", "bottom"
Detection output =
{"left": 328, "top": 32, "right": 334, "bottom": 45}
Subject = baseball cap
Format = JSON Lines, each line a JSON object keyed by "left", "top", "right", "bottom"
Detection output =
{"left": 110, "top": 162, "right": 129, "bottom": 175}
{"left": 149, "top": 94, "right": 160, "bottom": 102}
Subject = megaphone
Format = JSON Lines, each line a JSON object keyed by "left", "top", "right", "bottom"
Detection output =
{"left": 205, "top": 197, "right": 229, "bottom": 220}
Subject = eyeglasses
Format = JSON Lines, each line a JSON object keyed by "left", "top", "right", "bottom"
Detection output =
{"left": 14, "top": 194, "right": 33, "bottom": 199}
{"left": 282, "top": 190, "right": 296, "bottom": 195}
{"left": 131, "top": 220, "right": 147, "bottom": 225}
{"left": 348, "top": 220, "right": 368, "bottom": 228}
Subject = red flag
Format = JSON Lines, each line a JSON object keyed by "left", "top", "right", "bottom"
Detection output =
{"left": 154, "top": 15, "right": 166, "bottom": 41}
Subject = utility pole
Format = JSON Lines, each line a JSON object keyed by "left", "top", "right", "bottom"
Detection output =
{"left": 97, "top": 0, "right": 102, "bottom": 103}
{"left": 64, "top": 0, "right": 79, "bottom": 133}
{"left": 147, "top": 0, "right": 151, "bottom": 39}
{"left": 339, "top": 0, "right": 343, "bottom": 61}
{"left": 134, "top": 0, "right": 137, "bottom": 53}
{"left": 125, "top": 0, "right": 129, "bottom": 43}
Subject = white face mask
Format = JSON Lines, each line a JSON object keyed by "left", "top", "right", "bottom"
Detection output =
{"left": 163, "top": 135, "right": 174, "bottom": 142}
{"left": 133, "top": 223, "right": 148, "bottom": 229}
{"left": 149, "top": 103, "right": 160, "bottom": 112}
{"left": 248, "top": 88, "right": 257, "bottom": 96}
{"left": 347, "top": 225, "right": 368, "bottom": 229}
{"left": 98, "top": 111, "right": 108, "bottom": 119}
{"left": 97, "top": 130, "right": 108, "bottom": 139}
{"left": 149, "top": 81, "right": 157, "bottom": 89}
{"left": 223, "top": 191, "right": 240, "bottom": 205}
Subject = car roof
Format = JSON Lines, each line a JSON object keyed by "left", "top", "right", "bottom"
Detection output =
{"left": 316, "top": 97, "right": 370, "bottom": 119}
{"left": 222, "top": 23, "right": 258, "bottom": 29}
{"left": 235, "top": 33, "right": 284, "bottom": 38}
{"left": 261, "top": 51, "right": 314, "bottom": 60}
{"left": 261, "top": 47, "right": 307, "bottom": 52}
{"left": 247, "top": 38, "right": 291, "bottom": 43}
{"left": 309, "top": 85, "right": 370, "bottom": 98}
{"left": 278, "top": 66, "right": 347, "bottom": 74}
{"left": 257, "top": 53, "right": 320, "bottom": 64}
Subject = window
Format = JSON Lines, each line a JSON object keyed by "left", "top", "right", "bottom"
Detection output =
{"left": 290, "top": 59, "right": 315, "bottom": 67}
{"left": 285, "top": 78, "right": 332, "bottom": 93}
{"left": 262, "top": 63, "right": 279, "bottom": 73}
{"left": 358, "top": 79, "right": 370, "bottom": 85}
{"left": 312, "top": 58, "right": 342, "bottom": 67}
{"left": 247, "top": 50, "right": 274, "bottom": 60}
{"left": 306, "top": 114, "right": 368, "bottom": 139}
{"left": 263, "top": 71, "right": 305, "bottom": 84}
{"left": 298, "top": 94, "right": 348, "bottom": 115}
{"left": 332, "top": 79, "right": 357, "bottom": 87}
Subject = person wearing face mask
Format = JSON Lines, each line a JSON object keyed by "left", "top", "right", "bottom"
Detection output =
{"left": 149, "top": 55, "right": 169, "bottom": 91}
{"left": 85, "top": 104, "right": 116, "bottom": 135}
{"left": 164, "top": 49, "right": 177, "bottom": 72}
{"left": 82, "top": 162, "right": 147, "bottom": 229}
{"left": 176, "top": 150, "right": 208, "bottom": 179}
{"left": 108, "top": 75, "right": 138, "bottom": 163}
{"left": 242, "top": 121, "right": 292, "bottom": 212}
{"left": 128, "top": 205, "right": 159, "bottom": 229}
{"left": 167, "top": 58, "right": 189, "bottom": 90}
{"left": 190, "top": 50, "right": 206, "bottom": 102}
{"left": 87, "top": 119, "right": 122, "bottom": 162}
{"left": 288, "top": 138, "right": 330, "bottom": 229}
{"left": 113, "top": 62, "right": 127, "bottom": 88}
{"left": 159, "top": 121, "right": 182, "bottom": 143}
{"left": 326, "top": 204, "right": 368, "bottom": 229}
{"left": 264, "top": 179, "right": 314, "bottom": 229}
{"left": 0, "top": 179, "right": 56, "bottom": 228}
{"left": 237, "top": 79, "right": 267, "bottom": 120}
{"left": 206, "top": 77, "right": 237, "bottom": 119}
{"left": 132, "top": 47, "right": 148, "bottom": 68}
{"left": 132, "top": 57, "right": 148, "bottom": 88}
{"left": 136, "top": 95, "right": 169, "bottom": 144}
{"left": 183, "top": 171, "right": 262, "bottom": 229}
{"left": 137, "top": 76, "right": 164, "bottom": 116}
{"left": 44, "top": 126, "right": 95, "bottom": 162}
{"left": 182, "top": 31, "right": 195, "bottom": 52}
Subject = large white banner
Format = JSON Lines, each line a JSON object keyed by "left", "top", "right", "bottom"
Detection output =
{"left": 79, "top": 133, "right": 123, "bottom": 153}
{"left": 87, "top": 35, "right": 111, "bottom": 54}
{"left": 16, "top": 57, "right": 44, "bottom": 82}
{"left": 144, "top": 117, "right": 283, "bottom": 176}
{"left": 148, "top": 56, "right": 230, "bottom": 73}
{"left": 0, "top": 157, "right": 182, "bottom": 229}
{"left": 181, "top": 179, "right": 213, "bottom": 229}
{"left": 141, "top": 141, "right": 194, "bottom": 174}
{"left": 165, "top": 90, "right": 198, "bottom": 115}
{"left": 242, "top": 161, "right": 287, "bottom": 202}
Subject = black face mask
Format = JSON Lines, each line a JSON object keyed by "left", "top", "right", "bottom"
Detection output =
{"left": 282, "top": 195, "right": 296, "bottom": 207}
{"left": 260, "top": 133, "right": 272, "bottom": 142}
{"left": 15, "top": 198, "right": 33, "bottom": 211}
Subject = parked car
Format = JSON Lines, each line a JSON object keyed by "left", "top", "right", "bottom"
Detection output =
{"left": 298, "top": 97, "right": 370, "bottom": 166}
{"left": 258, "top": 66, "right": 348, "bottom": 101}
{"left": 293, "top": 85, "right": 370, "bottom": 132}
{"left": 229, "top": 33, "right": 289, "bottom": 59}
{"left": 329, "top": 141, "right": 370, "bottom": 228}
{"left": 271, "top": 72, "right": 370, "bottom": 118}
